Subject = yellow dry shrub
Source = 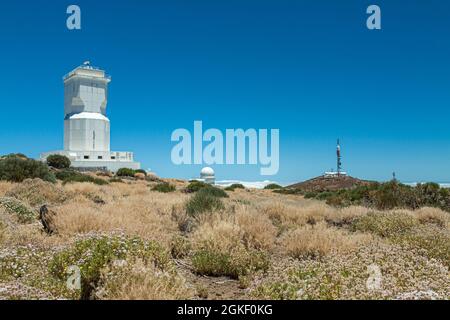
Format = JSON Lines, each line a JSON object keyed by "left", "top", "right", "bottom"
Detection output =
{"left": 191, "top": 220, "right": 242, "bottom": 253}
{"left": 260, "top": 201, "right": 333, "bottom": 229}
{"left": 6, "top": 179, "right": 69, "bottom": 207}
{"left": 235, "top": 205, "right": 277, "bottom": 251}
{"left": 325, "top": 206, "right": 370, "bottom": 226}
{"left": 282, "top": 222, "right": 371, "bottom": 259}
{"left": 97, "top": 259, "right": 194, "bottom": 300}
{"left": 414, "top": 207, "right": 449, "bottom": 229}
{"left": 0, "top": 181, "right": 14, "bottom": 197}
{"left": 63, "top": 182, "right": 112, "bottom": 198}
{"left": 190, "top": 218, "right": 270, "bottom": 278}
{"left": 54, "top": 192, "right": 184, "bottom": 247}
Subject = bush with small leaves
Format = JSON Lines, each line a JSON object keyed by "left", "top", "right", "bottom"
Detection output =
{"left": 0, "top": 157, "right": 55, "bottom": 183}
{"left": 186, "top": 190, "right": 225, "bottom": 217}
{"left": 49, "top": 234, "right": 171, "bottom": 300}
{"left": 55, "top": 169, "right": 108, "bottom": 185}
{"left": 185, "top": 180, "right": 209, "bottom": 193}
{"left": 198, "top": 186, "right": 229, "bottom": 198}
{"left": 151, "top": 182, "right": 176, "bottom": 193}
{"left": 116, "top": 168, "right": 136, "bottom": 177}
{"left": 224, "top": 184, "right": 245, "bottom": 191}
{"left": 46, "top": 155, "right": 71, "bottom": 169}
{"left": 264, "top": 183, "right": 283, "bottom": 190}
{"left": 304, "top": 181, "right": 450, "bottom": 212}
{"left": 191, "top": 247, "right": 269, "bottom": 279}
{"left": 170, "top": 235, "right": 191, "bottom": 259}
{"left": 0, "top": 197, "right": 36, "bottom": 223}
{"left": 351, "top": 211, "right": 418, "bottom": 238}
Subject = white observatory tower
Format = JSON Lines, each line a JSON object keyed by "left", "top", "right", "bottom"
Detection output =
{"left": 64, "top": 61, "right": 111, "bottom": 152}
{"left": 41, "top": 62, "right": 140, "bottom": 172}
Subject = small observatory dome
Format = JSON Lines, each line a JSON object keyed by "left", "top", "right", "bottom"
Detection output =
{"left": 200, "top": 167, "right": 215, "bottom": 185}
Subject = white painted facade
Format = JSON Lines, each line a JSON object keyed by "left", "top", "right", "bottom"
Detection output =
{"left": 41, "top": 62, "right": 140, "bottom": 171}
{"left": 198, "top": 167, "right": 216, "bottom": 184}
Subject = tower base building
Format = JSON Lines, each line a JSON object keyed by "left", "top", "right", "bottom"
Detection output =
{"left": 41, "top": 62, "right": 140, "bottom": 172}
{"left": 40, "top": 150, "right": 140, "bottom": 172}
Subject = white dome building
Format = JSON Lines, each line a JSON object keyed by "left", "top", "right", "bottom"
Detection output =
{"left": 200, "top": 167, "right": 215, "bottom": 185}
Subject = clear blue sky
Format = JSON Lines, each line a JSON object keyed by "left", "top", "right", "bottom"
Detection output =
{"left": 0, "top": 1, "right": 449, "bottom": 184}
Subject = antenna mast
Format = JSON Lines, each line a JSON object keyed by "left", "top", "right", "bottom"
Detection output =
{"left": 337, "top": 139, "right": 342, "bottom": 177}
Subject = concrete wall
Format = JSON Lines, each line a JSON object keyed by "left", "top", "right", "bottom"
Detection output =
{"left": 64, "top": 117, "right": 110, "bottom": 151}
{"left": 41, "top": 150, "right": 140, "bottom": 172}
{"left": 71, "top": 160, "right": 141, "bottom": 172}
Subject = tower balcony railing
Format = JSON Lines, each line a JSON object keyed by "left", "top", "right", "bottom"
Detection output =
{"left": 63, "top": 63, "right": 111, "bottom": 81}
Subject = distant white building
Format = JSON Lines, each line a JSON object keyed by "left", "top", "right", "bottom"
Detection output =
{"left": 41, "top": 62, "right": 140, "bottom": 171}
{"left": 324, "top": 171, "right": 348, "bottom": 178}
{"left": 194, "top": 167, "right": 216, "bottom": 185}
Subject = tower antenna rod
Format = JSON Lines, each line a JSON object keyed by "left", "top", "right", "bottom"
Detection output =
{"left": 337, "top": 139, "right": 342, "bottom": 177}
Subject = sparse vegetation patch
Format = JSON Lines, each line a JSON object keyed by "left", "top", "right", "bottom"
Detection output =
{"left": 152, "top": 182, "right": 176, "bottom": 193}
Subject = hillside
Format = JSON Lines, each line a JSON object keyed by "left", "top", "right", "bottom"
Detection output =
{"left": 287, "top": 175, "right": 373, "bottom": 192}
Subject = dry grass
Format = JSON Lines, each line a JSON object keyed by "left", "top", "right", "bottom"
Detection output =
{"left": 260, "top": 201, "right": 333, "bottom": 230}
{"left": 0, "top": 181, "right": 13, "bottom": 197}
{"left": 190, "top": 204, "right": 277, "bottom": 253}
{"left": 6, "top": 179, "right": 69, "bottom": 207}
{"left": 191, "top": 219, "right": 242, "bottom": 253}
{"left": 235, "top": 205, "right": 277, "bottom": 251}
{"left": 413, "top": 207, "right": 449, "bottom": 229}
{"left": 281, "top": 222, "right": 371, "bottom": 259}
{"left": 54, "top": 191, "right": 186, "bottom": 248}
{"left": 326, "top": 206, "right": 369, "bottom": 227}
{"left": 96, "top": 260, "right": 194, "bottom": 300}
{"left": 0, "top": 178, "right": 449, "bottom": 300}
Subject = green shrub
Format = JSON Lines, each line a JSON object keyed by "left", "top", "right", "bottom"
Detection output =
{"left": 0, "top": 157, "right": 55, "bottom": 183}
{"left": 273, "top": 188, "right": 300, "bottom": 195}
{"left": 116, "top": 168, "right": 136, "bottom": 177}
{"left": 49, "top": 235, "right": 171, "bottom": 300}
{"left": 55, "top": 170, "right": 108, "bottom": 185}
{"left": 185, "top": 181, "right": 228, "bottom": 198}
{"left": 304, "top": 192, "right": 318, "bottom": 199}
{"left": 0, "top": 197, "right": 36, "bottom": 223}
{"left": 264, "top": 183, "right": 283, "bottom": 190}
{"left": 170, "top": 235, "right": 191, "bottom": 259}
{"left": 198, "top": 186, "right": 228, "bottom": 198}
{"left": 109, "top": 177, "right": 124, "bottom": 183}
{"left": 151, "top": 182, "right": 176, "bottom": 193}
{"left": 191, "top": 247, "right": 269, "bottom": 279}
{"left": 185, "top": 180, "right": 209, "bottom": 193}
{"left": 46, "top": 155, "right": 71, "bottom": 169}
{"left": 351, "top": 211, "right": 418, "bottom": 238}
{"left": 307, "top": 181, "right": 450, "bottom": 213}
{"left": 224, "top": 184, "right": 245, "bottom": 191}
{"left": 186, "top": 190, "right": 225, "bottom": 217}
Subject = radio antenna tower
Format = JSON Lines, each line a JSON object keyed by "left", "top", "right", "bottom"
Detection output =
{"left": 337, "top": 139, "right": 342, "bottom": 177}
